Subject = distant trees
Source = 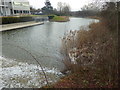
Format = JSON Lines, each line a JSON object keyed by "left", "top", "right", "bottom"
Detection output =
{"left": 30, "top": 6, "right": 36, "bottom": 11}
{"left": 56, "top": 2, "right": 71, "bottom": 16}
{"left": 62, "top": 3, "right": 71, "bottom": 16}
{"left": 71, "top": 0, "right": 118, "bottom": 18}
{"left": 57, "top": 2, "right": 63, "bottom": 15}
{"left": 30, "top": 6, "right": 42, "bottom": 15}
{"left": 41, "top": 0, "right": 53, "bottom": 15}
{"left": 100, "top": 1, "right": 119, "bottom": 30}
{"left": 73, "top": 2, "right": 100, "bottom": 17}
{"left": 41, "top": 1, "right": 71, "bottom": 16}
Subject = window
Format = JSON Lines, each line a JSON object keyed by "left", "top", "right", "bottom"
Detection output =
{"left": 23, "top": 11, "right": 25, "bottom": 13}
{"left": 20, "top": 11, "right": 22, "bottom": 13}
{"left": 14, "top": 10, "right": 17, "bottom": 14}
{"left": 16, "top": 10, "right": 18, "bottom": 13}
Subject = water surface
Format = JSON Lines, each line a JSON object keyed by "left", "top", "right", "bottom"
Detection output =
{"left": 2, "top": 17, "right": 98, "bottom": 70}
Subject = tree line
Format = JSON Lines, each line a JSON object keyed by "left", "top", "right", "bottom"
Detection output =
{"left": 30, "top": 0, "right": 120, "bottom": 21}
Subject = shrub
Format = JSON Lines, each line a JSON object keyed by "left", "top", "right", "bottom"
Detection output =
{"left": 1, "top": 16, "right": 34, "bottom": 24}
{"left": 100, "top": 2, "right": 119, "bottom": 31}
{"left": 59, "top": 1, "right": 118, "bottom": 88}
{"left": 61, "top": 21, "right": 118, "bottom": 87}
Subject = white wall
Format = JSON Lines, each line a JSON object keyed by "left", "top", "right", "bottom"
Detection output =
{"left": 12, "top": 0, "right": 30, "bottom": 11}
{"left": 1, "top": 7, "right": 10, "bottom": 16}
{"left": 0, "top": 0, "right": 31, "bottom": 16}
{"left": 0, "top": 0, "right": 12, "bottom": 16}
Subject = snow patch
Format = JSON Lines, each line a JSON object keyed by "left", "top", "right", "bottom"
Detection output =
{"left": 0, "top": 56, "right": 63, "bottom": 88}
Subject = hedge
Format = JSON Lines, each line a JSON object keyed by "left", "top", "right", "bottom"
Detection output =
{"left": 0, "top": 16, "right": 34, "bottom": 24}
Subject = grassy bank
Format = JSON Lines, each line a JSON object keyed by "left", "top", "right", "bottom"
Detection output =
{"left": 50, "top": 16, "right": 70, "bottom": 22}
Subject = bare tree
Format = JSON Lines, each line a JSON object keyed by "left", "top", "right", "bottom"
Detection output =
{"left": 62, "top": 3, "right": 71, "bottom": 15}
{"left": 57, "top": 2, "right": 71, "bottom": 16}
{"left": 57, "top": 2, "right": 63, "bottom": 15}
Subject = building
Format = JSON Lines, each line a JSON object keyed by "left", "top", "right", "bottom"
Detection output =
{"left": 0, "top": 0, "right": 30, "bottom": 16}
{"left": 0, "top": 0, "right": 11, "bottom": 16}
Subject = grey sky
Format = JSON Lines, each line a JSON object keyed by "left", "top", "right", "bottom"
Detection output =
{"left": 28, "top": 0, "right": 94, "bottom": 11}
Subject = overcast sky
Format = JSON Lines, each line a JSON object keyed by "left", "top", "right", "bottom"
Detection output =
{"left": 28, "top": 0, "right": 94, "bottom": 11}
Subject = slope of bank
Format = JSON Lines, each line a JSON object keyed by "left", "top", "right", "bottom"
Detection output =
{"left": 43, "top": 19, "right": 118, "bottom": 88}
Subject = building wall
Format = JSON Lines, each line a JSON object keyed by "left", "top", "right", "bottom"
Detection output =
{"left": 2, "top": 7, "right": 11, "bottom": 16}
{"left": 0, "top": 0, "right": 30, "bottom": 16}
{"left": 12, "top": 0, "right": 30, "bottom": 10}
{"left": 11, "top": 0, "right": 30, "bottom": 15}
{"left": 0, "top": 0, "right": 11, "bottom": 16}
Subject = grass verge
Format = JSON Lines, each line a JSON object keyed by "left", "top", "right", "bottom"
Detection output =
{"left": 50, "top": 16, "right": 70, "bottom": 22}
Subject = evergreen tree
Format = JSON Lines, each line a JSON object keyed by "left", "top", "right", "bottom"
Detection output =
{"left": 42, "top": 0, "right": 53, "bottom": 14}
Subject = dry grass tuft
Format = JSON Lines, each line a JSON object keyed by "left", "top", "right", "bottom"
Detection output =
{"left": 60, "top": 21, "right": 118, "bottom": 87}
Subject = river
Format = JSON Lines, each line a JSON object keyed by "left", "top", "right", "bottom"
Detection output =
{"left": 0, "top": 17, "right": 99, "bottom": 88}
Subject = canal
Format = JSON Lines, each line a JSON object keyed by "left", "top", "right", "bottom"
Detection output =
{"left": 0, "top": 17, "right": 99, "bottom": 88}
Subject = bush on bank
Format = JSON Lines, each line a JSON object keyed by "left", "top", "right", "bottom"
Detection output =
{"left": 45, "top": 2, "right": 118, "bottom": 88}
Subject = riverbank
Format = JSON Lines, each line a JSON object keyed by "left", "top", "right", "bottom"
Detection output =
{"left": 0, "top": 21, "right": 44, "bottom": 32}
{"left": 1, "top": 17, "right": 113, "bottom": 88}
{"left": 43, "top": 18, "right": 118, "bottom": 88}
{"left": 87, "top": 16, "right": 102, "bottom": 21}
{"left": 49, "top": 16, "right": 70, "bottom": 22}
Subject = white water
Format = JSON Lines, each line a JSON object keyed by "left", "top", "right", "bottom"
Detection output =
{"left": 0, "top": 56, "right": 63, "bottom": 89}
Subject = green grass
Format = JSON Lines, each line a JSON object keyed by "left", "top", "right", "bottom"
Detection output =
{"left": 50, "top": 16, "right": 69, "bottom": 22}
{"left": 23, "top": 15, "right": 48, "bottom": 17}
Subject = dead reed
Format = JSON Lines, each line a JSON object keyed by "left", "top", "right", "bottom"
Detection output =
{"left": 60, "top": 21, "right": 118, "bottom": 87}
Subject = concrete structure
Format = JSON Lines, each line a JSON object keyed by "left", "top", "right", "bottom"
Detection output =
{"left": 0, "top": 21, "right": 44, "bottom": 31}
{"left": 0, "top": 0, "right": 30, "bottom": 16}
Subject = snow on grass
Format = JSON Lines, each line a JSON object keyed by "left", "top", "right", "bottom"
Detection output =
{"left": 0, "top": 56, "right": 63, "bottom": 88}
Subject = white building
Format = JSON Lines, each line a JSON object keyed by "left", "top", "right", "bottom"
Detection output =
{"left": 0, "top": 0, "right": 11, "bottom": 16}
{"left": 0, "top": 0, "right": 30, "bottom": 16}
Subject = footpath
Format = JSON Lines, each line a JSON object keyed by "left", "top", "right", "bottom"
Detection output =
{"left": 0, "top": 21, "right": 44, "bottom": 32}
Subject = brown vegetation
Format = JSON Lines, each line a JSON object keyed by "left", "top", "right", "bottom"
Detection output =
{"left": 52, "top": 2, "right": 118, "bottom": 88}
{"left": 52, "top": 19, "right": 118, "bottom": 88}
{"left": 44, "top": 1, "right": 118, "bottom": 88}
